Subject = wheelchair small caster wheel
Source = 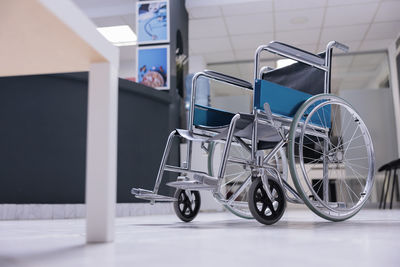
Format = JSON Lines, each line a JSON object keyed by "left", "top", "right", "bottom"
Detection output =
{"left": 173, "top": 189, "right": 201, "bottom": 222}
{"left": 248, "top": 177, "right": 286, "bottom": 225}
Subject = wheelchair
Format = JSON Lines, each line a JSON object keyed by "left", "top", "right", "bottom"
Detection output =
{"left": 131, "top": 41, "right": 375, "bottom": 225}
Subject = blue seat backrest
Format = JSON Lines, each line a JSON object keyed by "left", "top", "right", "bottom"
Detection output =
{"left": 254, "top": 79, "right": 330, "bottom": 128}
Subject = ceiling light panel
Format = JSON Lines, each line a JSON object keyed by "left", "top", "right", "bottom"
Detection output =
{"left": 97, "top": 25, "right": 137, "bottom": 46}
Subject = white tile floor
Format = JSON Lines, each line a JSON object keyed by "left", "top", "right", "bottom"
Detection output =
{"left": 0, "top": 208, "right": 399, "bottom": 267}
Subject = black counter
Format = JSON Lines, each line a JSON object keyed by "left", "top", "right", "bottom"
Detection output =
{"left": 0, "top": 72, "right": 180, "bottom": 203}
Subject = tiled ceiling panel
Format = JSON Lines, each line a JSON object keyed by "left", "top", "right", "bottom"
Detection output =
{"left": 230, "top": 33, "right": 274, "bottom": 50}
{"left": 375, "top": 1, "right": 400, "bottom": 22}
{"left": 224, "top": 13, "right": 274, "bottom": 35}
{"left": 204, "top": 51, "right": 236, "bottom": 64}
{"left": 320, "top": 24, "right": 369, "bottom": 44}
{"left": 77, "top": 0, "right": 400, "bottom": 67}
{"left": 185, "top": 0, "right": 399, "bottom": 66}
{"left": 366, "top": 21, "right": 400, "bottom": 40}
{"left": 275, "top": 8, "right": 324, "bottom": 31}
{"left": 190, "top": 37, "right": 232, "bottom": 54}
{"left": 275, "top": 0, "right": 327, "bottom": 11}
{"left": 276, "top": 28, "right": 320, "bottom": 45}
{"left": 327, "top": 0, "right": 380, "bottom": 6}
{"left": 360, "top": 39, "right": 394, "bottom": 51}
{"left": 221, "top": 1, "right": 273, "bottom": 16}
{"left": 189, "top": 18, "right": 227, "bottom": 39}
{"left": 189, "top": 6, "right": 222, "bottom": 19}
{"left": 324, "top": 3, "right": 379, "bottom": 27}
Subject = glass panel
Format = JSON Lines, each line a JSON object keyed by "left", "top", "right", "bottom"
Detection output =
{"left": 331, "top": 51, "right": 390, "bottom": 93}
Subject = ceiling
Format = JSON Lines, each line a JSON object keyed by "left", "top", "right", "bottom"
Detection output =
{"left": 187, "top": 0, "right": 400, "bottom": 64}
{"left": 186, "top": 0, "right": 398, "bottom": 93}
{"left": 73, "top": 0, "right": 398, "bottom": 91}
{"left": 73, "top": 0, "right": 400, "bottom": 63}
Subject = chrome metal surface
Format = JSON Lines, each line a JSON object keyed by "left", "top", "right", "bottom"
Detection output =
{"left": 166, "top": 180, "right": 217, "bottom": 191}
{"left": 193, "top": 173, "right": 218, "bottom": 186}
{"left": 217, "top": 114, "right": 241, "bottom": 179}
{"left": 251, "top": 109, "right": 258, "bottom": 160}
{"left": 324, "top": 41, "right": 349, "bottom": 94}
{"left": 164, "top": 165, "right": 206, "bottom": 176}
{"left": 153, "top": 130, "right": 177, "bottom": 194}
{"left": 131, "top": 188, "right": 177, "bottom": 202}
{"left": 226, "top": 176, "right": 252, "bottom": 205}
{"left": 263, "top": 137, "right": 287, "bottom": 164}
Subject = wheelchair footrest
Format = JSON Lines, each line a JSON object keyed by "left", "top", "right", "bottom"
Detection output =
{"left": 193, "top": 173, "right": 218, "bottom": 186}
{"left": 166, "top": 174, "right": 218, "bottom": 191}
{"left": 166, "top": 180, "right": 217, "bottom": 190}
{"left": 131, "top": 188, "right": 177, "bottom": 202}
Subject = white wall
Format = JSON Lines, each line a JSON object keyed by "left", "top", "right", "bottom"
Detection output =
{"left": 119, "top": 59, "right": 136, "bottom": 79}
{"left": 339, "top": 88, "right": 398, "bottom": 168}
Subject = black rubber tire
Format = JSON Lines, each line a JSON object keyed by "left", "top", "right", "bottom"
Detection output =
{"left": 248, "top": 177, "right": 286, "bottom": 225}
{"left": 173, "top": 189, "right": 201, "bottom": 222}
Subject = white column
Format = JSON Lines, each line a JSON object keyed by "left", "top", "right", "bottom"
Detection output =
{"left": 86, "top": 62, "right": 119, "bottom": 243}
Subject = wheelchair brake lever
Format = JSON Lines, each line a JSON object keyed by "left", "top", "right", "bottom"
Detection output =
{"left": 262, "top": 103, "right": 285, "bottom": 139}
{"left": 263, "top": 103, "right": 273, "bottom": 121}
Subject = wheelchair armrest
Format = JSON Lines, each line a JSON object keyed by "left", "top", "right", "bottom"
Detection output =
{"left": 204, "top": 70, "right": 253, "bottom": 90}
{"left": 188, "top": 70, "right": 252, "bottom": 132}
{"left": 266, "top": 41, "right": 325, "bottom": 68}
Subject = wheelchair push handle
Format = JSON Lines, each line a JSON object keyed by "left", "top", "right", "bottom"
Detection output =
{"left": 327, "top": 41, "right": 349, "bottom": 53}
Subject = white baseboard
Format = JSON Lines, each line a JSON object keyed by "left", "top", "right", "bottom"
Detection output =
{"left": 0, "top": 203, "right": 174, "bottom": 220}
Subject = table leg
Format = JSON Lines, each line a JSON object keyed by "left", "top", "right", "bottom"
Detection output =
{"left": 85, "top": 62, "right": 118, "bottom": 243}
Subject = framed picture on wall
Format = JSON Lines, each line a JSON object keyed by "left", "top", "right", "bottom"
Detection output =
{"left": 136, "top": 45, "right": 170, "bottom": 90}
{"left": 136, "top": 0, "right": 169, "bottom": 44}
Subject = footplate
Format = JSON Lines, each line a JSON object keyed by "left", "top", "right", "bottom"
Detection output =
{"left": 131, "top": 188, "right": 177, "bottom": 202}
{"left": 166, "top": 174, "right": 218, "bottom": 191}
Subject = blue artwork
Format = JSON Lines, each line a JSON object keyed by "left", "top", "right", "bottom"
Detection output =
{"left": 137, "top": 0, "right": 169, "bottom": 44}
{"left": 137, "top": 46, "right": 169, "bottom": 89}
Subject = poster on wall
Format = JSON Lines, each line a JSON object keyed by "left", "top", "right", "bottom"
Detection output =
{"left": 137, "top": 45, "right": 170, "bottom": 90}
{"left": 136, "top": 0, "right": 169, "bottom": 44}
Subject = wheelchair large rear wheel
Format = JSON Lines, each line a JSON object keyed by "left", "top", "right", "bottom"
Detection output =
{"left": 208, "top": 141, "right": 287, "bottom": 219}
{"left": 288, "top": 95, "right": 374, "bottom": 221}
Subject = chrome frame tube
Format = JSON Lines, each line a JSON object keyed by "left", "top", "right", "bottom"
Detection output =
{"left": 153, "top": 130, "right": 177, "bottom": 194}
{"left": 324, "top": 41, "right": 349, "bottom": 94}
{"left": 234, "top": 137, "right": 252, "bottom": 155}
{"left": 263, "top": 137, "right": 288, "bottom": 164}
{"left": 217, "top": 114, "right": 241, "bottom": 179}
{"left": 227, "top": 175, "right": 252, "bottom": 205}
{"left": 323, "top": 139, "right": 329, "bottom": 203}
{"left": 281, "top": 178, "right": 304, "bottom": 204}
{"left": 188, "top": 72, "right": 252, "bottom": 172}
{"left": 164, "top": 165, "right": 208, "bottom": 176}
{"left": 251, "top": 109, "right": 259, "bottom": 160}
{"left": 254, "top": 40, "right": 349, "bottom": 97}
{"left": 254, "top": 44, "right": 328, "bottom": 83}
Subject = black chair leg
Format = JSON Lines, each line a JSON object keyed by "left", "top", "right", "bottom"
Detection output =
{"left": 390, "top": 169, "right": 398, "bottom": 209}
{"left": 379, "top": 170, "right": 388, "bottom": 209}
{"left": 383, "top": 170, "right": 392, "bottom": 210}
{"left": 396, "top": 172, "right": 400, "bottom": 201}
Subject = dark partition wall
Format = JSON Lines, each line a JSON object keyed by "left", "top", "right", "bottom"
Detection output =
{"left": 0, "top": 73, "right": 180, "bottom": 203}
